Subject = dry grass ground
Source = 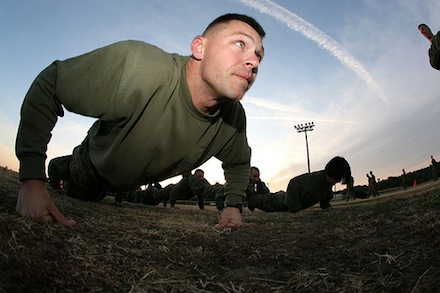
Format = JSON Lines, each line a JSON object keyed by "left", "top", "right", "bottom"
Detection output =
{"left": 1, "top": 167, "right": 439, "bottom": 292}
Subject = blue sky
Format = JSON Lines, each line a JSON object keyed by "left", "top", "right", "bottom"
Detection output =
{"left": 1, "top": 0, "right": 440, "bottom": 191}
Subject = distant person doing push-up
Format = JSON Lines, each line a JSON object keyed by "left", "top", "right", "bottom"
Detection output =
{"left": 246, "top": 157, "right": 351, "bottom": 213}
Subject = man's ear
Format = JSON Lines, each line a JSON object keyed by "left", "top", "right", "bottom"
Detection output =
{"left": 191, "top": 36, "right": 204, "bottom": 60}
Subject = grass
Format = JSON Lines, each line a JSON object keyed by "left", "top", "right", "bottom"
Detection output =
{"left": 1, "top": 167, "right": 440, "bottom": 292}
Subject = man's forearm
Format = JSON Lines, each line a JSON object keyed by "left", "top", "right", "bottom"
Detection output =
{"left": 16, "top": 63, "right": 62, "bottom": 181}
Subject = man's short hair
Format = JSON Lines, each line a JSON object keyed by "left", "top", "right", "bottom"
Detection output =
{"left": 203, "top": 13, "right": 266, "bottom": 39}
{"left": 250, "top": 166, "right": 260, "bottom": 173}
{"left": 324, "top": 156, "right": 351, "bottom": 182}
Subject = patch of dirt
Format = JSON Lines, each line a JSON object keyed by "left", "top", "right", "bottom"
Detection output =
{"left": 1, "top": 167, "right": 439, "bottom": 292}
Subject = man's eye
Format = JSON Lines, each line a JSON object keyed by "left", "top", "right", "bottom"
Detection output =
{"left": 235, "top": 41, "right": 245, "bottom": 48}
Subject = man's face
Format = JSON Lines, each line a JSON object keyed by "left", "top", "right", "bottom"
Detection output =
{"left": 249, "top": 169, "right": 260, "bottom": 184}
{"left": 195, "top": 171, "right": 204, "bottom": 181}
{"left": 199, "top": 20, "right": 264, "bottom": 102}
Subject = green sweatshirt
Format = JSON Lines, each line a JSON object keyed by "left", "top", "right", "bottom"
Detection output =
{"left": 16, "top": 40, "right": 250, "bottom": 205}
{"left": 284, "top": 170, "right": 333, "bottom": 212}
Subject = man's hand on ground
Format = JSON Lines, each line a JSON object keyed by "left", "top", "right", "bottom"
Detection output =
{"left": 215, "top": 207, "right": 242, "bottom": 229}
{"left": 16, "top": 179, "right": 76, "bottom": 226}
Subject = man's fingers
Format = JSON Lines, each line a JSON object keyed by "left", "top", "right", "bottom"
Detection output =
{"left": 223, "top": 220, "right": 242, "bottom": 229}
{"left": 215, "top": 218, "right": 227, "bottom": 229}
{"left": 49, "top": 208, "right": 76, "bottom": 227}
{"left": 215, "top": 216, "right": 242, "bottom": 229}
{"left": 215, "top": 221, "right": 241, "bottom": 229}
{"left": 215, "top": 215, "right": 230, "bottom": 229}
{"left": 39, "top": 214, "right": 54, "bottom": 224}
{"left": 31, "top": 207, "right": 76, "bottom": 226}
{"left": 216, "top": 207, "right": 243, "bottom": 229}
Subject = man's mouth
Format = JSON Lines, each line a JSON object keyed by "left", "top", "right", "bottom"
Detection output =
{"left": 236, "top": 74, "right": 251, "bottom": 86}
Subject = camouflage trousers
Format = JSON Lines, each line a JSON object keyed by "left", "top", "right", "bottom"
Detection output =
{"left": 48, "top": 139, "right": 108, "bottom": 202}
{"left": 170, "top": 177, "right": 223, "bottom": 209}
{"left": 247, "top": 191, "right": 289, "bottom": 212}
{"left": 214, "top": 187, "right": 226, "bottom": 210}
{"left": 125, "top": 184, "right": 174, "bottom": 206}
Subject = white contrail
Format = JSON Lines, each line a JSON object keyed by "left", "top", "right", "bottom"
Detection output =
{"left": 245, "top": 96, "right": 302, "bottom": 113}
{"left": 244, "top": 97, "right": 360, "bottom": 124}
{"left": 237, "top": 0, "right": 387, "bottom": 101}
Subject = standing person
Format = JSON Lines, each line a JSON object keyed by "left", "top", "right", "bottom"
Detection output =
{"left": 215, "top": 166, "right": 270, "bottom": 211}
{"left": 366, "top": 173, "right": 372, "bottom": 197}
{"left": 346, "top": 176, "right": 355, "bottom": 201}
{"left": 369, "top": 171, "right": 379, "bottom": 197}
{"left": 246, "top": 157, "right": 351, "bottom": 213}
{"left": 431, "top": 155, "right": 438, "bottom": 181}
{"left": 418, "top": 24, "right": 440, "bottom": 70}
{"left": 15, "top": 13, "right": 266, "bottom": 229}
{"left": 402, "top": 169, "right": 407, "bottom": 190}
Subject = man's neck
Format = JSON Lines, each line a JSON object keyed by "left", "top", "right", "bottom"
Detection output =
{"left": 186, "top": 58, "right": 221, "bottom": 115}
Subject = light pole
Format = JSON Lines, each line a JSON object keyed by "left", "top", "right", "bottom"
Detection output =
{"left": 294, "top": 122, "right": 315, "bottom": 173}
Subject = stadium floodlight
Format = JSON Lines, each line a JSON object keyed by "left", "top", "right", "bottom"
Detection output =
{"left": 294, "top": 122, "right": 315, "bottom": 173}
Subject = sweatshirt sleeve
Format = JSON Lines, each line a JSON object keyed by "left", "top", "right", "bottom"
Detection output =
{"left": 15, "top": 63, "right": 62, "bottom": 181}
{"left": 222, "top": 162, "right": 250, "bottom": 205}
{"left": 15, "top": 41, "right": 132, "bottom": 181}
{"left": 256, "top": 181, "right": 270, "bottom": 194}
{"left": 216, "top": 107, "right": 251, "bottom": 205}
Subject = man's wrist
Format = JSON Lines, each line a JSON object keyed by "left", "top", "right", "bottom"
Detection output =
{"left": 225, "top": 203, "right": 243, "bottom": 213}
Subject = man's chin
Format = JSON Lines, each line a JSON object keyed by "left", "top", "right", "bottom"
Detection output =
{"left": 223, "top": 93, "right": 245, "bottom": 102}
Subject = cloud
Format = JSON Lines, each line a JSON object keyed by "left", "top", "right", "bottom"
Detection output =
{"left": 244, "top": 96, "right": 360, "bottom": 125}
{"left": 236, "top": 0, "right": 387, "bottom": 101}
{"left": 245, "top": 96, "right": 302, "bottom": 113}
